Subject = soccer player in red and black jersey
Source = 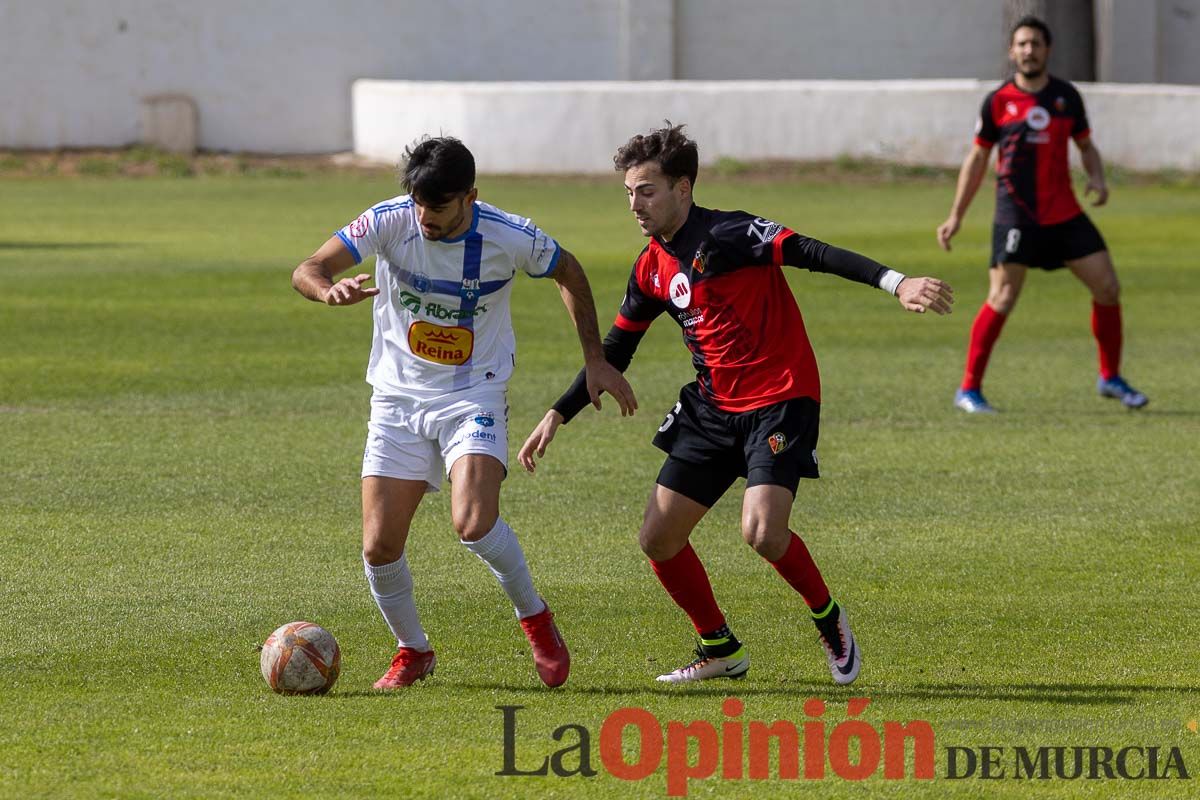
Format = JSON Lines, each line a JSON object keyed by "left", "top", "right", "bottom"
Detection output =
{"left": 518, "top": 124, "right": 953, "bottom": 685}
{"left": 938, "top": 15, "right": 1148, "bottom": 413}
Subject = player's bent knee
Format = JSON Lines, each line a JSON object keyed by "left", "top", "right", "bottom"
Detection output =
{"left": 639, "top": 526, "right": 682, "bottom": 561}
{"left": 741, "top": 522, "right": 787, "bottom": 560}
{"left": 363, "top": 540, "right": 405, "bottom": 566}
{"left": 1094, "top": 279, "right": 1120, "bottom": 305}
{"left": 453, "top": 511, "right": 498, "bottom": 542}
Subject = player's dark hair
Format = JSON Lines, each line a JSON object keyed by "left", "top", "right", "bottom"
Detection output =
{"left": 614, "top": 122, "right": 699, "bottom": 189}
{"left": 401, "top": 136, "right": 475, "bottom": 205}
{"left": 1010, "top": 15, "right": 1052, "bottom": 46}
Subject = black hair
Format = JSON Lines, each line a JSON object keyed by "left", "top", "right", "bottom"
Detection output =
{"left": 401, "top": 136, "right": 475, "bottom": 205}
{"left": 1010, "top": 14, "right": 1052, "bottom": 46}
{"left": 613, "top": 122, "right": 699, "bottom": 188}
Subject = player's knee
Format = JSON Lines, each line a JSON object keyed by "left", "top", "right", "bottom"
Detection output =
{"left": 741, "top": 519, "right": 785, "bottom": 559}
{"left": 1093, "top": 276, "right": 1120, "bottom": 305}
{"left": 638, "top": 525, "right": 678, "bottom": 561}
{"left": 363, "top": 540, "right": 404, "bottom": 566}
{"left": 987, "top": 287, "right": 1019, "bottom": 315}
{"left": 453, "top": 508, "right": 497, "bottom": 542}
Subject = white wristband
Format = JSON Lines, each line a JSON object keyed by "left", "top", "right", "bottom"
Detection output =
{"left": 879, "top": 269, "right": 906, "bottom": 296}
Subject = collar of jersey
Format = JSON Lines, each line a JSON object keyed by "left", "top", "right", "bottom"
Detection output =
{"left": 654, "top": 203, "right": 703, "bottom": 257}
{"left": 436, "top": 204, "right": 480, "bottom": 244}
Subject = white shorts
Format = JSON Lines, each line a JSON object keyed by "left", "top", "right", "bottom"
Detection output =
{"left": 361, "top": 387, "right": 509, "bottom": 492}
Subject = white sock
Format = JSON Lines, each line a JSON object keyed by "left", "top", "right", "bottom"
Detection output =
{"left": 462, "top": 518, "right": 546, "bottom": 619}
{"left": 363, "top": 553, "right": 431, "bottom": 652}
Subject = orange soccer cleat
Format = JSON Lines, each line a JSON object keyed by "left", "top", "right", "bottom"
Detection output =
{"left": 519, "top": 603, "right": 570, "bottom": 688}
{"left": 373, "top": 647, "right": 436, "bottom": 689}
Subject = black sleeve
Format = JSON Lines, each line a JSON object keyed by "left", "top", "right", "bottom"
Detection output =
{"left": 550, "top": 324, "right": 646, "bottom": 423}
{"left": 782, "top": 234, "right": 890, "bottom": 288}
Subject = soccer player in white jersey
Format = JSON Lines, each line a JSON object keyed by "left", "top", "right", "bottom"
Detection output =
{"left": 292, "top": 137, "right": 636, "bottom": 689}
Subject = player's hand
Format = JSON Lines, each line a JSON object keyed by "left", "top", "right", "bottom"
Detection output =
{"left": 1085, "top": 179, "right": 1109, "bottom": 207}
{"left": 585, "top": 360, "right": 638, "bottom": 416}
{"left": 896, "top": 277, "right": 955, "bottom": 315}
{"left": 936, "top": 215, "right": 960, "bottom": 251}
{"left": 518, "top": 410, "right": 564, "bottom": 473}
{"left": 323, "top": 274, "right": 380, "bottom": 306}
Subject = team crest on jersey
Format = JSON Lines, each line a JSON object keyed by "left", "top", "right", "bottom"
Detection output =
{"left": 768, "top": 432, "right": 788, "bottom": 455}
{"left": 1054, "top": 96, "right": 1066, "bottom": 112}
{"left": 474, "top": 411, "right": 495, "bottom": 428}
{"left": 460, "top": 278, "right": 480, "bottom": 302}
{"left": 349, "top": 214, "right": 370, "bottom": 238}
{"left": 410, "top": 272, "right": 432, "bottom": 293}
{"left": 668, "top": 272, "right": 692, "bottom": 309}
{"left": 408, "top": 322, "right": 473, "bottom": 365}
{"left": 1025, "top": 106, "right": 1051, "bottom": 131}
{"left": 691, "top": 250, "right": 708, "bottom": 274}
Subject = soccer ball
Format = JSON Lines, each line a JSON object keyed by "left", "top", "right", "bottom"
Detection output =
{"left": 260, "top": 621, "right": 341, "bottom": 695}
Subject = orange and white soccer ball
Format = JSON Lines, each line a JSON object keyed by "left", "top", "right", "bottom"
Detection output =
{"left": 260, "top": 621, "right": 341, "bottom": 695}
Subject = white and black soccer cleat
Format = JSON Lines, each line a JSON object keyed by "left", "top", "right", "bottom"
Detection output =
{"left": 813, "top": 601, "right": 861, "bottom": 686}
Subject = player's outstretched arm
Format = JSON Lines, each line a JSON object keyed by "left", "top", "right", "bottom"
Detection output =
{"left": 517, "top": 410, "right": 564, "bottom": 473}
{"left": 895, "top": 276, "right": 955, "bottom": 315}
{"left": 291, "top": 236, "right": 379, "bottom": 306}
{"left": 937, "top": 144, "right": 991, "bottom": 251}
{"left": 552, "top": 250, "right": 637, "bottom": 415}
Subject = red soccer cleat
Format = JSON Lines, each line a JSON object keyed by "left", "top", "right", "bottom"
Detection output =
{"left": 519, "top": 603, "right": 570, "bottom": 688}
{"left": 373, "top": 647, "right": 436, "bottom": 689}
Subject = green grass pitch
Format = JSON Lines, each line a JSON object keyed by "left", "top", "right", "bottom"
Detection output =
{"left": 1, "top": 170, "right": 1197, "bottom": 798}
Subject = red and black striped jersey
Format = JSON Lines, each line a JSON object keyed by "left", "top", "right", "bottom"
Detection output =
{"left": 615, "top": 204, "right": 820, "bottom": 411}
{"left": 975, "top": 76, "right": 1090, "bottom": 226}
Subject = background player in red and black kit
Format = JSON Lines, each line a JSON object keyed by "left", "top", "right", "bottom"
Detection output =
{"left": 938, "top": 15, "right": 1148, "bottom": 413}
{"left": 518, "top": 124, "right": 954, "bottom": 685}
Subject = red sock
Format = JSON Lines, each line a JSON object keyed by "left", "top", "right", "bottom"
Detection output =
{"left": 1091, "top": 302, "right": 1122, "bottom": 380}
{"left": 649, "top": 544, "right": 726, "bottom": 634}
{"left": 962, "top": 303, "right": 1008, "bottom": 391}
{"left": 768, "top": 533, "right": 831, "bottom": 610}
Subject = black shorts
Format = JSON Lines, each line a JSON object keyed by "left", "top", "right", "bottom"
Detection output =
{"left": 991, "top": 213, "right": 1107, "bottom": 270}
{"left": 652, "top": 382, "right": 820, "bottom": 508}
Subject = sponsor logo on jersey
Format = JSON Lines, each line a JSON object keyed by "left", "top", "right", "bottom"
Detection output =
{"left": 679, "top": 309, "right": 705, "bottom": 328}
{"left": 669, "top": 273, "right": 692, "bottom": 309}
{"left": 1005, "top": 101, "right": 1019, "bottom": 118}
{"left": 399, "top": 290, "right": 488, "bottom": 321}
{"left": 1025, "top": 106, "right": 1051, "bottom": 131}
{"left": 768, "top": 432, "right": 788, "bottom": 455}
{"left": 408, "top": 322, "right": 473, "bottom": 365}
{"left": 349, "top": 214, "right": 370, "bottom": 238}
{"left": 474, "top": 411, "right": 495, "bottom": 428}
{"left": 448, "top": 429, "right": 498, "bottom": 450}
{"left": 747, "top": 217, "right": 783, "bottom": 244}
{"left": 652, "top": 272, "right": 661, "bottom": 289}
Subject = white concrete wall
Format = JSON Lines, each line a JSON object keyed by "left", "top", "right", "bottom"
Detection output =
{"left": 3, "top": 1, "right": 1199, "bottom": 154}
{"left": 353, "top": 79, "right": 1200, "bottom": 172}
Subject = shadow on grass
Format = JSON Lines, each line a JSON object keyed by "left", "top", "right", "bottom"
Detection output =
{"left": 0, "top": 242, "right": 130, "bottom": 250}
{"left": 885, "top": 681, "right": 1200, "bottom": 706}
{"left": 330, "top": 680, "right": 1200, "bottom": 704}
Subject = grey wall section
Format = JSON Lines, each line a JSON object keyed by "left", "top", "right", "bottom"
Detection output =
{"left": 1096, "top": 0, "right": 1200, "bottom": 84}
{"left": 2, "top": 1, "right": 1199, "bottom": 153}
{"left": 0, "top": 0, "right": 621, "bottom": 152}
{"left": 676, "top": 0, "right": 1006, "bottom": 80}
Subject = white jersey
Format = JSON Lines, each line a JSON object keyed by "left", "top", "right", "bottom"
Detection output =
{"left": 335, "top": 196, "right": 561, "bottom": 398}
